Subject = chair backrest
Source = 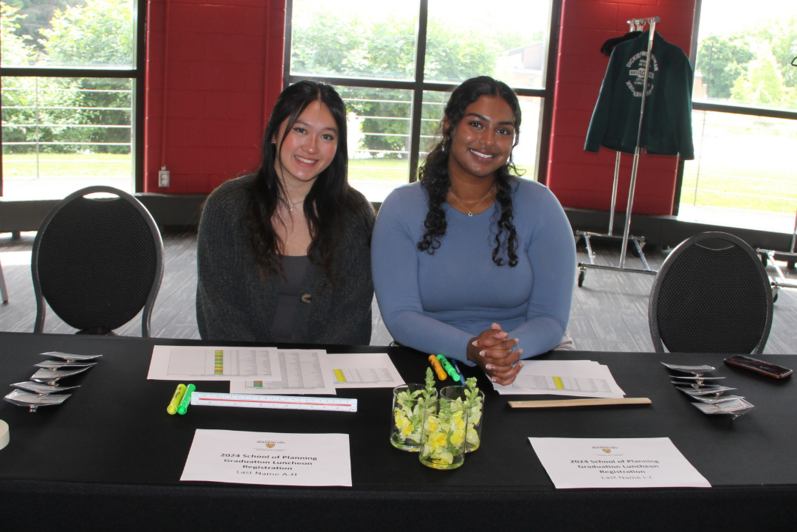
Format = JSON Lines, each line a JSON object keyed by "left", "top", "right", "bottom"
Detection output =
{"left": 31, "top": 186, "right": 164, "bottom": 337}
{"left": 649, "top": 231, "right": 773, "bottom": 354}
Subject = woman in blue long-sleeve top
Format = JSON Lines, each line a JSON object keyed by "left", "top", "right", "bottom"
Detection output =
{"left": 372, "top": 76, "right": 576, "bottom": 386}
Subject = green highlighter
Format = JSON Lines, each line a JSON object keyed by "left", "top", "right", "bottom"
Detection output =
{"left": 177, "top": 383, "right": 195, "bottom": 415}
{"left": 436, "top": 355, "right": 461, "bottom": 383}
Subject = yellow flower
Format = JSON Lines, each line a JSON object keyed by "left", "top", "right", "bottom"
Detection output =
{"left": 452, "top": 412, "right": 466, "bottom": 431}
{"left": 395, "top": 411, "right": 414, "bottom": 436}
{"left": 430, "top": 431, "right": 448, "bottom": 449}
{"left": 425, "top": 416, "right": 440, "bottom": 433}
{"left": 394, "top": 410, "right": 405, "bottom": 425}
{"left": 450, "top": 428, "right": 465, "bottom": 446}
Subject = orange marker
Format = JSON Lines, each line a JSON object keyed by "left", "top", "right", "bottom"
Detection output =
{"left": 428, "top": 355, "right": 447, "bottom": 380}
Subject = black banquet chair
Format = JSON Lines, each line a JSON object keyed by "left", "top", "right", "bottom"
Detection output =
{"left": 648, "top": 231, "right": 773, "bottom": 354}
{"left": 31, "top": 186, "right": 164, "bottom": 336}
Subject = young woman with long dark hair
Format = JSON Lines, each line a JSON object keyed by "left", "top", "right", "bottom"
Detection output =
{"left": 197, "top": 81, "right": 375, "bottom": 344}
{"left": 372, "top": 76, "right": 575, "bottom": 385}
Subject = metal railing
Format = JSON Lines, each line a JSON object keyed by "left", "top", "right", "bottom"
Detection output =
{"left": 2, "top": 82, "right": 133, "bottom": 180}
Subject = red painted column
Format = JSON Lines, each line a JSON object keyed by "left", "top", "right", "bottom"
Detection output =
{"left": 547, "top": 0, "right": 697, "bottom": 216}
{"left": 144, "top": 0, "right": 285, "bottom": 194}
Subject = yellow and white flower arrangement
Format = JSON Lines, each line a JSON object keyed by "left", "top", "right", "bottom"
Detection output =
{"left": 464, "top": 377, "right": 484, "bottom": 451}
{"left": 391, "top": 368, "right": 436, "bottom": 449}
{"left": 420, "top": 390, "right": 468, "bottom": 469}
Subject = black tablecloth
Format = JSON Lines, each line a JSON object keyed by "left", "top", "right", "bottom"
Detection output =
{"left": 1, "top": 332, "right": 795, "bottom": 531}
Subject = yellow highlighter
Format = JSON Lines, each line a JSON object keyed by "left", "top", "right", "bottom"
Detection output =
{"left": 167, "top": 384, "right": 187, "bottom": 415}
{"left": 428, "top": 355, "right": 447, "bottom": 381}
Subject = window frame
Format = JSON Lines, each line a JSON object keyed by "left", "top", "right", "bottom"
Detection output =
{"left": 282, "top": 0, "right": 562, "bottom": 186}
{"left": 0, "top": 0, "right": 147, "bottom": 196}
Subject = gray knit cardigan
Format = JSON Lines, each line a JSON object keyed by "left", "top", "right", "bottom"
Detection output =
{"left": 196, "top": 174, "right": 375, "bottom": 345}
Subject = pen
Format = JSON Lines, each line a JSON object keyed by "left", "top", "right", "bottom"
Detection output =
{"left": 436, "top": 355, "right": 460, "bottom": 383}
{"left": 166, "top": 383, "right": 187, "bottom": 415}
{"left": 428, "top": 355, "right": 447, "bottom": 381}
{"left": 177, "top": 383, "right": 195, "bottom": 415}
{"left": 450, "top": 359, "right": 466, "bottom": 384}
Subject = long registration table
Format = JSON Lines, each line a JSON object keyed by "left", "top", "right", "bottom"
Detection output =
{"left": 1, "top": 332, "right": 795, "bottom": 531}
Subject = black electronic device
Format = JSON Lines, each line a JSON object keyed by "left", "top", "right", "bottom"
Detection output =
{"left": 724, "top": 355, "right": 793, "bottom": 379}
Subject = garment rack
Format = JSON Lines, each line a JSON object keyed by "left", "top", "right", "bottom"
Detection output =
{"left": 756, "top": 57, "right": 797, "bottom": 299}
{"left": 576, "top": 17, "right": 660, "bottom": 288}
{"left": 0, "top": 260, "right": 7, "bottom": 303}
{"left": 755, "top": 210, "right": 797, "bottom": 301}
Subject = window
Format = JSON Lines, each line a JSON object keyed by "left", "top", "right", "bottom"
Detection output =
{"left": 0, "top": 0, "right": 144, "bottom": 199}
{"left": 681, "top": 0, "right": 797, "bottom": 232}
{"left": 285, "top": 0, "right": 559, "bottom": 201}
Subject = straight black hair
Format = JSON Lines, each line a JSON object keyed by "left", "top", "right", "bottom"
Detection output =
{"left": 248, "top": 80, "right": 373, "bottom": 279}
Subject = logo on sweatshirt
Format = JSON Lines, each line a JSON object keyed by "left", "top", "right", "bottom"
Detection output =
{"left": 625, "top": 51, "right": 658, "bottom": 97}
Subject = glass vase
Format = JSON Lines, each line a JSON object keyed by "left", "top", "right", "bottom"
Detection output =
{"left": 464, "top": 388, "right": 485, "bottom": 453}
{"left": 390, "top": 383, "right": 437, "bottom": 452}
{"left": 419, "top": 387, "right": 468, "bottom": 470}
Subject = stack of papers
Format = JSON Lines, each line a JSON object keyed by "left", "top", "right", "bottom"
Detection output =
{"left": 147, "top": 346, "right": 404, "bottom": 394}
{"left": 496, "top": 360, "right": 625, "bottom": 398}
{"left": 147, "top": 348, "right": 377, "bottom": 488}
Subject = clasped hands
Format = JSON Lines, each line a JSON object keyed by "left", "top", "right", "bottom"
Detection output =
{"left": 466, "top": 323, "right": 523, "bottom": 386}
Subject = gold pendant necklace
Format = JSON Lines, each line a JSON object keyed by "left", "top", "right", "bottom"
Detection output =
{"left": 448, "top": 185, "right": 495, "bottom": 217}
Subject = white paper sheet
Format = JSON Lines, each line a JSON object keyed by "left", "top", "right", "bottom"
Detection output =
{"left": 327, "top": 353, "right": 404, "bottom": 388}
{"left": 181, "top": 429, "right": 352, "bottom": 487}
{"left": 496, "top": 360, "right": 625, "bottom": 398}
{"left": 147, "top": 346, "right": 281, "bottom": 381}
{"left": 529, "top": 437, "right": 711, "bottom": 489}
{"left": 229, "top": 349, "right": 337, "bottom": 395}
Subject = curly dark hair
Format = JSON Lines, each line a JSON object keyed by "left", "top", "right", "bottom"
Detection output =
{"left": 417, "top": 76, "right": 521, "bottom": 267}
{"left": 247, "top": 80, "right": 374, "bottom": 280}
